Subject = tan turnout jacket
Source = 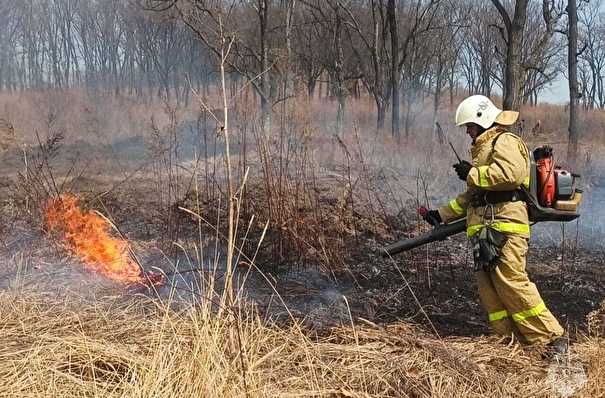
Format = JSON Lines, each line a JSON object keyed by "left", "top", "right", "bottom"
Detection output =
{"left": 438, "top": 125, "right": 531, "bottom": 238}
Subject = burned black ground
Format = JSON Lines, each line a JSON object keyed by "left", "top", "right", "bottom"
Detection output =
{"left": 351, "top": 236, "right": 605, "bottom": 340}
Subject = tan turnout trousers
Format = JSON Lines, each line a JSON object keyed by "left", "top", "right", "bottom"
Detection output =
{"left": 475, "top": 235, "right": 563, "bottom": 344}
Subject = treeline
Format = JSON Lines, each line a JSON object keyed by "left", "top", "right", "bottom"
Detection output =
{"left": 1, "top": 0, "right": 605, "bottom": 130}
{"left": 0, "top": 0, "right": 218, "bottom": 105}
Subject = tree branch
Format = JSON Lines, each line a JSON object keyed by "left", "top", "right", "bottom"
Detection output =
{"left": 489, "top": 0, "right": 512, "bottom": 32}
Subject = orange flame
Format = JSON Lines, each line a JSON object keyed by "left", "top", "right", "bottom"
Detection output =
{"left": 44, "top": 195, "right": 146, "bottom": 285}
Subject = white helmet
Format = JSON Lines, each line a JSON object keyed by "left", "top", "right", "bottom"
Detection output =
{"left": 455, "top": 95, "right": 503, "bottom": 129}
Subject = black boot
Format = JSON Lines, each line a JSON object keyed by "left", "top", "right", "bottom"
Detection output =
{"left": 543, "top": 333, "right": 569, "bottom": 360}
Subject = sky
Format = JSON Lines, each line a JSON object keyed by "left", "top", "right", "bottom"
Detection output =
{"left": 539, "top": 76, "right": 569, "bottom": 105}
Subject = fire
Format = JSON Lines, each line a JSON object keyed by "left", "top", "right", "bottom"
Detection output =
{"left": 44, "top": 195, "right": 146, "bottom": 286}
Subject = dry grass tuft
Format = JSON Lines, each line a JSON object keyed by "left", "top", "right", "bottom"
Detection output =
{"left": 0, "top": 283, "right": 601, "bottom": 398}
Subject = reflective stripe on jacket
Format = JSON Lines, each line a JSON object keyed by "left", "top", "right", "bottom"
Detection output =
{"left": 439, "top": 126, "right": 531, "bottom": 238}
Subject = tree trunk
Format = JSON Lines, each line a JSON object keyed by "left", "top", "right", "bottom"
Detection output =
{"left": 259, "top": 0, "right": 271, "bottom": 136}
{"left": 333, "top": 0, "right": 345, "bottom": 137}
{"left": 568, "top": 0, "right": 579, "bottom": 160}
{"left": 387, "top": 0, "right": 399, "bottom": 136}
{"left": 503, "top": 0, "right": 528, "bottom": 111}
{"left": 491, "top": 0, "right": 529, "bottom": 111}
{"left": 376, "top": 97, "right": 386, "bottom": 130}
{"left": 433, "top": 61, "right": 444, "bottom": 144}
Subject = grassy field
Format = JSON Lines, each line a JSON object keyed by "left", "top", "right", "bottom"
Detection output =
{"left": 0, "top": 88, "right": 604, "bottom": 397}
{"left": 1, "top": 284, "right": 603, "bottom": 397}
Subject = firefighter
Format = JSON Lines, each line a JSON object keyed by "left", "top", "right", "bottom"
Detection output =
{"left": 532, "top": 119, "right": 542, "bottom": 135}
{"left": 425, "top": 94, "right": 567, "bottom": 357}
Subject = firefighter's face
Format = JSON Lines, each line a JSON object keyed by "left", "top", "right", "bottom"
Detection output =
{"left": 465, "top": 123, "right": 480, "bottom": 141}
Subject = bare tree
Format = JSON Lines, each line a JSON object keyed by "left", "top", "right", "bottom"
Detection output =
{"left": 257, "top": 0, "right": 271, "bottom": 134}
{"left": 283, "top": 0, "right": 296, "bottom": 98}
{"left": 145, "top": 0, "right": 279, "bottom": 135}
{"left": 520, "top": 2, "right": 565, "bottom": 105}
{"left": 0, "top": 0, "right": 21, "bottom": 91}
{"left": 291, "top": 7, "right": 326, "bottom": 99}
{"left": 18, "top": 1, "right": 47, "bottom": 89}
{"left": 399, "top": 0, "right": 444, "bottom": 136}
{"left": 490, "top": 0, "right": 528, "bottom": 110}
{"left": 74, "top": 1, "right": 99, "bottom": 90}
{"left": 329, "top": 0, "right": 346, "bottom": 136}
{"left": 568, "top": 0, "right": 580, "bottom": 160}
{"left": 490, "top": 0, "right": 563, "bottom": 111}
{"left": 577, "top": 0, "right": 605, "bottom": 109}
{"left": 343, "top": 0, "right": 443, "bottom": 132}
{"left": 425, "top": 2, "right": 467, "bottom": 141}
{"left": 147, "top": 18, "right": 189, "bottom": 102}
{"left": 458, "top": 1, "right": 500, "bottom": 96}
{"left": 49, "top": 0, "right": 82, "bottom": 87}
{"left": 301, "top": 0, "right": 349, "bottom": 136}
{"left": 347, "top": 0, "right": 392, "bottom": 130}
{"left": 93, "top": 1, "right": 129, "bottom": 94}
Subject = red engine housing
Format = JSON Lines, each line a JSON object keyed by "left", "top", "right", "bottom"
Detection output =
{"left": 536, "top": 156, "right": 555, "bottom": 207}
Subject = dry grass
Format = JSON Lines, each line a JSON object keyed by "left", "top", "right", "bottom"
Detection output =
{"left": 0, "top": 281, "right": 601, "bottom": 398}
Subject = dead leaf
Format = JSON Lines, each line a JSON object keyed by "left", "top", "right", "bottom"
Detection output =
{"left": 407, "top": 366, "right": 420, "bottom": 378}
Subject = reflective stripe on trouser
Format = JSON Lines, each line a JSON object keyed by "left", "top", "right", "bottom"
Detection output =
{"left": 475, "top": 235, "right": 564, "bottom": 344}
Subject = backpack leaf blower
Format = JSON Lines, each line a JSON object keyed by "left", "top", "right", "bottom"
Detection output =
{"left": 381, "top": 145, "right": 583, "bottom": 257}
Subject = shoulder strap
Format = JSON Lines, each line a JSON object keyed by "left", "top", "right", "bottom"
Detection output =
{"left": 491, "top": 132, "right": 507, "bottom": 152}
